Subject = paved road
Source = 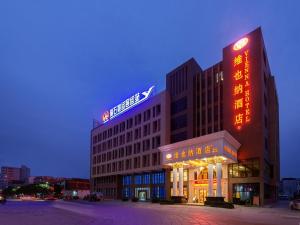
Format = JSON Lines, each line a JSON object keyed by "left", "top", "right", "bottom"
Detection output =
{"left": 0, "top": 200, "right": 299, "bottom": 225}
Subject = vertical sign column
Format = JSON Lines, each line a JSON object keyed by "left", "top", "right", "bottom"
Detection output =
{"left": 232, "top": 38, "right": 251, "bottom": 130}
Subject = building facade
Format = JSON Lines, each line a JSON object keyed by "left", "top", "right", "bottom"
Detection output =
{"left": 0, "top": 165, "right": 31, "bottom": 190}
{"left": 280, "top": 178, "right": 300, "bottom": 199}
{"left": 90, "top": 27, "right": 279, "bottom": 205}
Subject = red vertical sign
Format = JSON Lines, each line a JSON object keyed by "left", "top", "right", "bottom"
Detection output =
{"left": 232, "top": 38, "right": 251, "bottom": 130}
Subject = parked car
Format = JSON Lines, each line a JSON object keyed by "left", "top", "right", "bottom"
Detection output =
{"left": 289, "top": 199, "right": 300, "bottom": 210}
{"left": 0, "top": 195, "right": 6, "bottom": 204}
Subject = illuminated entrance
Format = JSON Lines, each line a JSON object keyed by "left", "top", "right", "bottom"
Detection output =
{"left": 159, "top": 131, "right": 240, "bottom": 203}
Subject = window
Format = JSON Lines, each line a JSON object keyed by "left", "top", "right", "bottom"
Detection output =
{"left": 135, "top": 114, "right": 142, "bottom": 125}
{"left": 152, "top": 136, "right": 161, "bottom": 149}
{"left": 171, "top": 97, "right": 187, "bottom": 115}
{"left": 125, "top": 145, "right": 132, "bottom": 156}
{"left": 118, "top": 147, "right": 124, "bottom": 158}
{"left": 120, "top": 122, "right": 125, "bottom": 132}
{"left": 152, "top": 172, "right": 165, "bottom": 184}
{"left": 134, "top": 127, "right": 141, "bottom": 139}
{"left": 122, "top": 187, "right": 131, "bottom": 198}
{"left": 183, "top": 169, "right": 188, "bottom": 181}
{"left": 134, "top": 142, "right": 141, "bottom": 154}
{"left": 143, "top": 109, "right": 151, "bottom": 121}
{"left": 126, "top": 131, "right": 132, "bottom": 143}
{"left": 113, "top": 125, "right": 119, "bottom": 135}
{"left": 134, "top": 175, "right": 142, "bottom": 185}
{"left": 143, "top": 174, "right": 150, "bottom": 184}
{"left": 153, "top": 119, "right": 161, "bottom": 133}
{"left": 229, "top": 158, "right": 260, "bottom": 178}
{"left": 142, "top": 154, "right": 150, "bottom": 167}
{"left": 171, "top": 114, "right": 187, "bottom": 131}
{"left": 143, "top": 139, "right": 151, "bottom": 151}
{"left": 134, "top": 157, "right": 140, "bottom": 168}
{"left": 143, "top": 123, "right": 151, "bottom": 137}
{"left": 126, "top": 118, "right": 133, "bottom": 129}
{"left": 152, "top": 152, "right": 159, "bottom": 166}
{"left": 125, "top": 159, "right": 132, "bottom": 170}
{"left": 156, "top": 104, "right": 161, "bottom": 116}
{"left": 233, "top": 183, "right": 260, "bottom": 204}
{"left": 171, "top": 131, "right": 187, "bottom": 143}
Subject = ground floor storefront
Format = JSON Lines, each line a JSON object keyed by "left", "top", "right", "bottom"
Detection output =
{"left": 93, "top": 131, "right": 277, "bottom": 205}
{"left": 160, "top": 131, "right": 240, "bottom": 204}
{"left": 122, "top": 171, "right": 166, "bottom": 201}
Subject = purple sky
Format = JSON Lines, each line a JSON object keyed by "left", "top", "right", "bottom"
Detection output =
{"left": 0, "top": 1, "right": 299, "bottom": 178}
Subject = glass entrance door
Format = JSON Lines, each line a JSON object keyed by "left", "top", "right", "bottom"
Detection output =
{"left": 199, "top": 189, "right": 207, "bottom": 203}
{"left": 138, "top": 191, "right": 147, "bottom": 201}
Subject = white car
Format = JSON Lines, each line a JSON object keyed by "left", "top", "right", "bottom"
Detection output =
{"left": 289, "top": 199, "right": 300, "bottom": 210}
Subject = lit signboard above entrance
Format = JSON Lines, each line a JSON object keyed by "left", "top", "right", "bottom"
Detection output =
{"left": 102, "top": 86, "right": 155, "bottom": 123}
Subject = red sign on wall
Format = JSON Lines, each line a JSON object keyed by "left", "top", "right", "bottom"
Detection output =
{"left": 232, "top": 38, "right": 251, "bottom": 130}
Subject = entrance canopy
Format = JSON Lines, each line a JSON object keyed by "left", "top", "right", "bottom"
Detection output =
{"left": 159, "top": 131, "right": 241, "bottom": 167}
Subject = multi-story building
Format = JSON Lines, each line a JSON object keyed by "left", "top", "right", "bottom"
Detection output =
{"left": 90, "top": 27, "right": 280, "bottom": 205}
{"left": 0, "top": 165, "right": 30, "bottom": 189}
{"left": 280, "top": 178, "right": 300, "bottom": 199}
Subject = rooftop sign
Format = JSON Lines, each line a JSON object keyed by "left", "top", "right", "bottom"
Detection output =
{"left": 233, "top": 37, "right": 248, "bottom": 51}
{"left": 102, "top": 86, "right": 155, "bottom": 123}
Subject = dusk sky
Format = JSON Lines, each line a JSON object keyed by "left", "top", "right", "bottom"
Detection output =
{"left": 0, "top": 1, "right": 299, "bottom": 178}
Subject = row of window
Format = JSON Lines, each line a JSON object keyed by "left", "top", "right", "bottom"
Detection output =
{"left": 228, "top": 158, "right": 260, "bottom": 178}
{"left": 92, "top": 136, "right": 161, "bottom": 162}
{"left": 92, "top": 152, "right": 161, "bottom": 175}
{"left": 92, "top": 132, "right": 161, "bottom": 155}
{"left": 93, "top": 175, "right": 118, "bottom": 185}
{"left": 122, "top": 186, "right": 166, "bottom": 199}
{"left": 201, "top": 70, "right": 223, "bottom": 90}
{"left": 92, "top": 120, "right": 161, "bottom": 152}
{"left": 92, "top": 105, "right": 161, "bottom": 144}
{"left": 122, "top": 172, "right": 165, "bottom": 186}
{"left": 170, "top": 169, "right": 188, "bottom": 182}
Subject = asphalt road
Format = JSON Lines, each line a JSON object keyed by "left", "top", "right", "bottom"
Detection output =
{"left": 0, "top": 200, "right": 299, "bottom": 225}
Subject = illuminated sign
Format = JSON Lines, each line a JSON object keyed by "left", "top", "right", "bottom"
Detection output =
{"left": 233, "top": 37, "right": 248, "bottom": 51}
{"left": 194, "top": 179, "right": 217, "bottom": 186}
{"left": 232, "top": 38, "right": 251, "bottom": 130}
{"left": 102, "top": 86, "right": 155, "bottom": 123}
{"left": 165, "top": 144, "right": 219, "bottom": 161}
{"left": 224, "top": 145, "right": 237, "bottom": 158}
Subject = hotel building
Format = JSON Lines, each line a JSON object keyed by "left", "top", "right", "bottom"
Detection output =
{"left": 90, "top": 27, "right": 280, "bottom": 205}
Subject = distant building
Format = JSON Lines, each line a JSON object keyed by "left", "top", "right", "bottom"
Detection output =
{"left": 0, "top": 165, "right": 30, "bottom": 189}
{"left": 280, "top": 178, "right": 300, "bottom": 199}
{"left": 20, "top": 165, "right": 30, "bottom": 183}
{"left": 59, "top": 178, "right": 90, "bottom": 199}
{"left": 30, "top": 176, "right": 66, "bottom": 184}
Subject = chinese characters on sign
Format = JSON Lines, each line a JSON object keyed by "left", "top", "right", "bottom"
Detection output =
{"left": 165, "top": 144, "right": 219, "bottom": 161}
{"left": 232, "top": 38, "right": 251, "bottom": 130}
{"left": 102, "top": 86, "right": 155, "bottom": 123}
{"left": 224, "top": 145, "right": 237, "bottom": 158}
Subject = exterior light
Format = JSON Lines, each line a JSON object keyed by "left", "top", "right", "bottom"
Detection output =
{"left": 102, "top": 111, "right": 110, "bottom": 123}
{"left": 166, "top": 153, "right": 172, "bottom": 159}
{"left": 233, "top": 37, "right": 248, "bottom": 51}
